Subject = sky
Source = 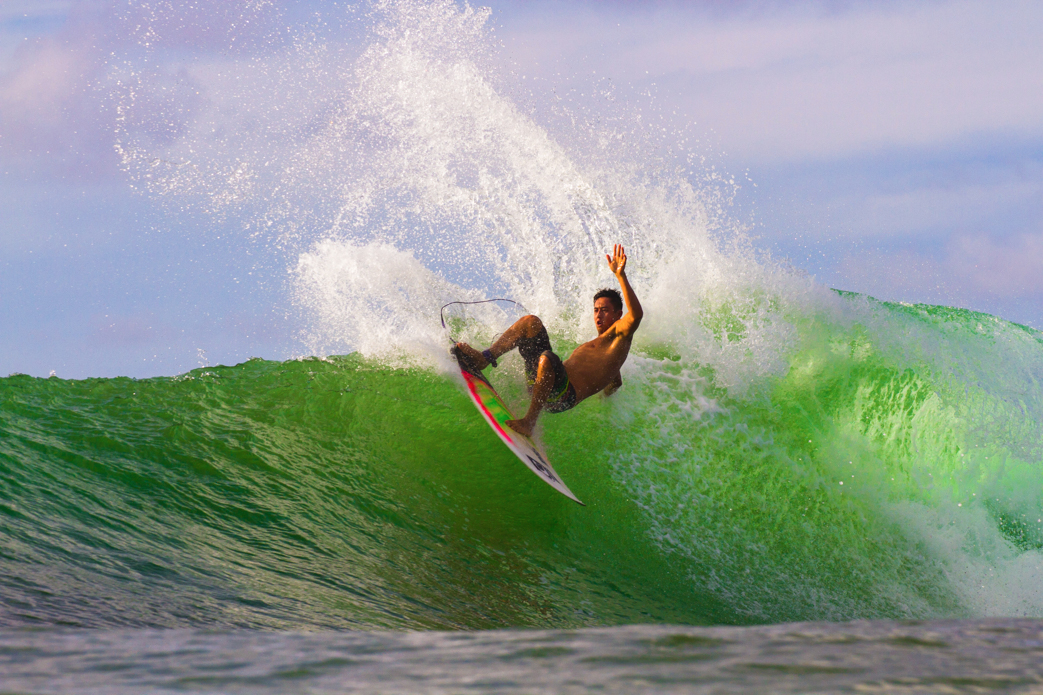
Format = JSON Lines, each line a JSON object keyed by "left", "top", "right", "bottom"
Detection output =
{"left": 2, "top": 0, "right": 1042, "bottom": 379}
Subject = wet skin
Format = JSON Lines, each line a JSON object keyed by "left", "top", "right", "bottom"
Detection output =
{"left": 456, "top": 244, "right": 643, "bottom": 437}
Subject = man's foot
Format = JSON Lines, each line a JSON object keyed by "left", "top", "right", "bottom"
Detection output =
{"left": 454, "top": 342, "right": 489, "bottom": 370}
{"left": 505, "top": 418, "right": 535, "bottom": 438}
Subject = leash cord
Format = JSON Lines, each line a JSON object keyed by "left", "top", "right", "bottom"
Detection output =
{"left": 439, "top": 298, "right": 527, "bottom": 330}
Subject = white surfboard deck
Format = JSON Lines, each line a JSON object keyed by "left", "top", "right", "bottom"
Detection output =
{"left": 453, "top": 350, "right": 583, "bottom": 505}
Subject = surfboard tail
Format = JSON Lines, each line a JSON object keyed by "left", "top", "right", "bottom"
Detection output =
{"left": 453, "top": 352, "right": 583, "bottom": 506}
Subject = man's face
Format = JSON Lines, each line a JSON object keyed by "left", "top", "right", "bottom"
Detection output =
{"left": 594, "top": 297, "right": 623, "bottom": 334}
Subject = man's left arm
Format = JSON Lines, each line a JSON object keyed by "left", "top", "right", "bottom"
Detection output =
{"left": 604, "top": 244, "right": 641, "bottom": 397}
{"left": 607, "top": 244, "right": 643, "bottom": 337}
{"left": 615, "top": 271, "right": 642, "bottom": 336}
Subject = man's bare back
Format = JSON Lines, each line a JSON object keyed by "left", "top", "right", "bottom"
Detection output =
{"left": 455, "top": 244, "right": 643, "bottom": 436}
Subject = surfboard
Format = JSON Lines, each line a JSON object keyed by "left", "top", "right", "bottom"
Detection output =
{"left": 452, "top": 349, "right": 584, "bottom": 505}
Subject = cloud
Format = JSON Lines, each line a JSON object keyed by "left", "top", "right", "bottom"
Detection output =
{"left": 948, "top": 232, "right": 1043, "bottom": 298}
{"left": 833, "top": 226, "right": 1043, "bottom": 319}
{"left": 0, "top": 0, "right": 281, "bottom": 178}
{"left": 834, "top": 247, "right": 954, "bottom": 305}
{"left": 0, "top": 26, "right": 115, "bottom": 176}
{"left": 1, "top": 36, "right": 89, "bottom": 127}
{"left": 497, "top": 0, "right": 1043, "bottom": 164}
{"left": 830, "top": 175, "right": 1042, "bottom": 240}
{"left": 8, "top": 0, "right": 1040, "bottom": 177}
{"left": 115, "top": 0, "right": 278, "bottom": 52}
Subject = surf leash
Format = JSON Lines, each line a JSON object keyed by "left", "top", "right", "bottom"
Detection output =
{"left": 440, "top": 298, "right": 529, "bottom": 357}
{"left": 439, "top": 298, "right": 527, "bottom": 330}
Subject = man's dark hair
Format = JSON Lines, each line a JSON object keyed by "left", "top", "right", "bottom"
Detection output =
{"left": 593, "top": 288, "right": 623, "bottom": 312}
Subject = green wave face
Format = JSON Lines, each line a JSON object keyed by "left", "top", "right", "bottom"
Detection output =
{"left": 0, "top": 354, "right": 727, "bottom": 629}
{"left": 3, "top": 298, "right": 1041, "bottom": 629}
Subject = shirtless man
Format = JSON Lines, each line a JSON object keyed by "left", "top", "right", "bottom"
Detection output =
{"left": 455, "top": 244, "right": 643, "bottom": 437}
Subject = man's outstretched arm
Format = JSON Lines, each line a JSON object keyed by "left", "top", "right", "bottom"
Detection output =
{"left": 607, "top": 244, "right": 643, "bottom": 336}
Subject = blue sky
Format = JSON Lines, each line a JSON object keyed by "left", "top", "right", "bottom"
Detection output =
{"left": 2, "top": 0, "right": 1042, "bottom": 378}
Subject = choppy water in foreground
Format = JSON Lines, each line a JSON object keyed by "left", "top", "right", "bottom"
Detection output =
{"left": 4, "top": 620, "right": 1043, "bottom": 694}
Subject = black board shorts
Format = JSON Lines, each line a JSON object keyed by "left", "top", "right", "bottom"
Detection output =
{"left": 516, "top": 329, "right": 578, "bottom": 414}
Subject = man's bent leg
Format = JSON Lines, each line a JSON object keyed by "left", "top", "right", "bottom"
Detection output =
{"left": 489, "top": 315, "right": 545, "bottom": 361}
{"left": 505, "top": 351, "right": 555, "bottom": 437}
{"left": 456, "top": 315, "right": 546, "bottom": 371}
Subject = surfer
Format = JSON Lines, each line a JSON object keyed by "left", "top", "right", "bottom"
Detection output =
{"left": 455, "top": 244, "right": 643, "bottom": 437}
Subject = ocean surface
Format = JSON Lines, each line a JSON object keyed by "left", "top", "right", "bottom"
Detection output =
{"left": 3, "top": 621, "right": 1043, "bottom": 693}
{"left": 4, "top": 305, "right": 1043, "bottom": 691}
{"left": 5, "top": 0, "right": 1043, "bottom": 691}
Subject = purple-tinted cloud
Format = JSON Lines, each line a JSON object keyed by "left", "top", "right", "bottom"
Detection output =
{"left": 836, "top": 225, "right": 1043, "bottom": 306}
{"left": 497, "top": 0, "right": 1043, "bottom": 164}
{"left": 824, "top": 176, "right": 1041, "bottom": 241}
{"left": 0, "top": 0, "right": 281, "bottom": 178}
{"left": 0, "top": 28, "right": 115, "bottom": 176}
{"left": 948, "top": 231, "right": 1043, "bottom": 298}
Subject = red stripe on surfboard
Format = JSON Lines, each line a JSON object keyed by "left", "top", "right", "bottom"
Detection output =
{"left": 462, "top": 372, "right": 515, "bottom": 444}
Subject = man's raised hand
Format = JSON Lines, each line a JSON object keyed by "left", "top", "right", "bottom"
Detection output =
{"left": 606, "top": 244, "right": 627, "bottom": 276}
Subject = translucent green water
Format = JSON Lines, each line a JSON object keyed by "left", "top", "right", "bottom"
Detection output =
{"left": 4, "top": 298, "right": 1041, "bottom": 629}
{"left": 0, "top": 354, "right": 722, "bottom": 629}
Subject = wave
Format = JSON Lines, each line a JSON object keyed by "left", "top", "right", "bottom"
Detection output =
{"left": 3, "top": 299, "right": 1042, "bottom": 628}
{"left": 17, "top": 0, "right": 1037, "bottom": 628}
